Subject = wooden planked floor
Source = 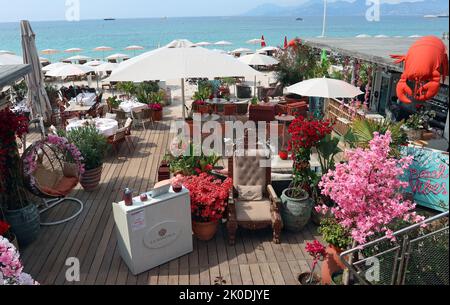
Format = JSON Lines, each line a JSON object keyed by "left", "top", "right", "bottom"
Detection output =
{"left": 20, "top": 120, "right": 321, "bottom": 285}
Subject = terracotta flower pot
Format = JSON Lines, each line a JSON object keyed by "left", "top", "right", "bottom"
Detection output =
{"left": 192, "top": 221, "right": 219, "bottom": 241}
{"left": 80, "top": 166, "right": 103, "bottom": 191}
{"left": 152, "top": 109, "right": 163, "bottom": 121}
{"left": 321, "top": 244, "right": 346, "bottom": 285}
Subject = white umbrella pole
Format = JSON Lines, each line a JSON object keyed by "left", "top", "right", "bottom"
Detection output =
{"left": 254, "top": 75, "right": 257, "bottom": 98}
{"left": 181, "top": 78, "right": 186, "bottom": 120}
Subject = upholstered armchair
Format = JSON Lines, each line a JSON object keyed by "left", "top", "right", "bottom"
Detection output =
{"left": 227, "top": 149, "right": 282, "bottom": 245}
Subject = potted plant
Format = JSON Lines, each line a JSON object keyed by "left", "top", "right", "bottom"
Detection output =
{"left": 298, "top": 240, "right": 326, "bottom": 285}
{"left": 403, "top": 105, "right": 436, "bottom": 141}
{"left": 318, "top": 217, "right": 352, "bottom": 285}
{"left": 182, "top": 173, "right": 232, "bottom": 241}
{"left": 0, "top": 109, "right": 40, "bottom": 247}
{"left": 65, "top": 125, "right": 108, "bottom": 191}
{"left": 0, "top": 235, "right": 39, "bottom": 285}
{"left": 311, "top": 134, "right": 342, "bottom": 225}
{"left": 116, "top": 81, "right": 137, "bottom": 99}
{"left": 316, "top": 131, "right": 425, "bottom": 284}
{"left": 149, "top": 90, "right": 165, "bottom": 121}
{"left": 280, "top": 116, "right": 334, "bottom": 232}
{"left": 106, "top": 96, "right": 120, "bottom": 113}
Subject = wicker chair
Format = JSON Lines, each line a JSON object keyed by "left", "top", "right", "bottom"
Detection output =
{"left": 21, "top": 137, "right": 83, "bottom": 226}
{"left": 132, "top": 108, "right": 152, "bottom": 130}
{"left": 107, "top": 127, "right": 130, "bottom": 154}
{"left": 124, "top": 118, "right": 134, "bottom": 149}
{"left": 227, "top": 148, "right": 282, "bottom": 245}
{"left": 112, "top": 109, "right": 127, "bottom": 127}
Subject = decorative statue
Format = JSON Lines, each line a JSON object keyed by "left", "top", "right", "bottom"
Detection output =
{"left": 391, "top": 36, "right": 448, "bottom": 104}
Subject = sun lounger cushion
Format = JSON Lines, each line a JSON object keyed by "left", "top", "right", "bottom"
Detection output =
{"left": 41, "top": 176, "right": 78, "bottom": 197}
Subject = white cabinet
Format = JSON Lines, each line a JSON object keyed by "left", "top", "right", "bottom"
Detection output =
{"left": 112, "top": 188, "right": 192, "bottom": 275}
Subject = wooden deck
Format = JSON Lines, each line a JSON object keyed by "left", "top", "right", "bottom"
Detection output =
{"left": 20, "top": 120, "right": 321, "bottom": 285}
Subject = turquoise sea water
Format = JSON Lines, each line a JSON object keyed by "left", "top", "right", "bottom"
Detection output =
{"left": 0, "top": 16, "right": 448, "bottom": 60}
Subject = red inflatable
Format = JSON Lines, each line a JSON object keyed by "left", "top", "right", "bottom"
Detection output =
{"left": 391, "top": 36, "right": 448, "bottom": 104}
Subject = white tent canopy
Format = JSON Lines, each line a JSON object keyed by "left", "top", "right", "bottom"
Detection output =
{"left": 238, "top": 53, "right": 279, "bottom": 66}
{"left": 0, "top": 53, "right": 23, "bottom": 65}
{"left": 286, "top": 77, "right": 364, "bottom": 98}
{"left": 108, "top": 39, "right": 262, "bottom": 118}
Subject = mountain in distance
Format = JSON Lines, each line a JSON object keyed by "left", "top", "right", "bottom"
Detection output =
{"left": 243, "top": 0, "right": 449, "bottom": 17}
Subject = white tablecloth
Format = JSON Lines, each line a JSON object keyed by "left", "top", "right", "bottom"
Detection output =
{"left": 69, "top": 92, "right": 97, "bottom": 106}
{"left": 12, "top": 99, "right": 30, "bottom": 113}
{"left": 119, "top": 100, "right": 147, "bottom": 113}
{"left": 66, "top": 118, "right": 118, "bottom": 137}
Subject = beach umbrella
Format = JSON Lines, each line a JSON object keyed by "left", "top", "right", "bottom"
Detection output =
{"left": 39, "top": 57, "right": 50, "bottom": 64}
{"left": 214, "top": 40, "right": 233, "bottom": 46}
{"left": 246, "top": 38, "right": 263, "bottom": 45}
{"left": 261, "top": 35, "right": 266, "bottom": 48}
{"left": 46, "top": 64, "right": 89, "bottom": 78}
{"left": 231, "top": 47, "right": 252, "bottom": 54}
{"left": 95, "top": 62, "right": 119, "bottom": 73}
{"left": 0, "top": 50, "right": 15, "bottom": 55}
{"left": 64, "top": 48, "right": 83, "bottom": 53}
{"left": 257, "top": 46, "right": 279, "bottom": 54}
{"left": 286, "top": 77, "right": 363, "bottom": 99}
{"left": 66, "top": 54, "right": 92, "bottom": 63}
{"left": 194, "top": 41, "right": 212, "bottom": 47}
{"left": 125, "top": 45, "right": 144, "bottom": 56}
{"left": 238, "top": 53, "right": 279, "bottom": 66}
{"left": 41, "top": 49, "right": 59, "bottom": 55}
{"left": 94, "top": 46, "right": 113, "bottom": 60}
{"left": 42, "top": 61, "right": 67, "bottom": 72}
{"left": 284, "top": 36, "right": 288, "bottom": 49}
{"left": 21, "top": 20, "right": 52, "bottom": 120}
{"left": 108, "top": 39, "right": 262, "bottom": 119}
{"left": 0, "top": 53, "right": 23, "bottom": 65}
{"left": 106, "top": 53, "right": 130, "bottom": 62}
{"left": 83, "top": 60, "right": 105, "bottom": 67}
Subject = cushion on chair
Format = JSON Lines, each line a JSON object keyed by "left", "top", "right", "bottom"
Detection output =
{"left": 53, "top": 176, "right": 78, "bottom": 196}
{"left": 235, "top": 200, "right": 272, "bottom": 222}
{"left": 237, "top": 185, "right": 263, "bottom": 201}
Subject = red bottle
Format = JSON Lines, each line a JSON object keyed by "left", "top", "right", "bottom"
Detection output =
{"left": 123, "top": 188, "right": 133, "bottom": 206}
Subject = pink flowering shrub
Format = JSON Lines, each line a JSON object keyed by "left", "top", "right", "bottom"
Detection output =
{"left": 317, "top": 131, "right": 424, "bottom": 245}
{"left": 0, "top": 236, "right": 38, "bottom": 285}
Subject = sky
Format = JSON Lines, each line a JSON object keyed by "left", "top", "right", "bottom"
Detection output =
{"left": 0, "top": 0, "right": 419, "bottom": 23}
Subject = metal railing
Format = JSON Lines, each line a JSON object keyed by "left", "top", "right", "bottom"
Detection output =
{"left": 340, "top": 211, "right": 449, "bottom": 285}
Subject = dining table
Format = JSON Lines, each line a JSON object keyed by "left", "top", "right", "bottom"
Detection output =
{"left": 65, "top": 92, "right": 98, "bottom": 113}
{"left": 66, "top": 118, "right": 118, "bottom": 137}
{"left": 119, "top": 99, "right": 147, "bottom": 113}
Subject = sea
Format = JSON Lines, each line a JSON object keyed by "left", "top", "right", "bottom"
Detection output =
{"left": 0, "top": 16, "right": 448, "bottom": 61}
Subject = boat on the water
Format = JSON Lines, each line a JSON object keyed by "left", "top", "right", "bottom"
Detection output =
{"left": 424, "top": 14, "right": 449, "bottom": 18}
{"left": 104, "top": 18, "right": 115, "bottom": 21}
{"left": 296, "top": 17, "right": 303, "bottom": 21}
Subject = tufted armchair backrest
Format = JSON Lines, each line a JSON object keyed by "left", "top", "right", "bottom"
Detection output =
{"left": 230, "top": 149, "right": 271, "bottom": 196}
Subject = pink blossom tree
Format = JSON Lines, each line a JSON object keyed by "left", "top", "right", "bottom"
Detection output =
{"left": 317, "top": 131, "right": 424, "bottom": 245}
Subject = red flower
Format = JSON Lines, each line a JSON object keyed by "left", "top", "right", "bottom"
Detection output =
{"left": 0, "top": 220, "right": 11, "bottom": 236}
{"left": 305, "top": 240, "right": 326, "bottom": 261}
{"left": 182, "top": 173, "right": 233, "bottom": 223}
{"left": 288, "top": 115, "right": 334, "bottom": 151}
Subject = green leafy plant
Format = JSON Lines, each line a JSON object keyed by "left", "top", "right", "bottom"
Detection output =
{"left": 136, "top": 82, "right": 159, "bottom": 104}
{"left": 63, "top": 126, "right": 109, "bottom": 170}
{"left": 318, "top": 217, "right": 352, "bottom": 250}
{"left": 116, "top": 81, "right": 137, "bottom": 98}
{"left": 163, "top": 142, "right": 220, "bottom": 176}
{"left": 316, "top": 134, "right": 342, "bottom": 176}
{"left": 344, "top": 118, "right": 408, "bottom": 158}
{"left": 250, "top": 96, "right": 259, "bottom": 105}
{"left": 107, "top": 96, "right": 120, "bottom": 109}
{"left": 149, "top": 89, "right": 165, "bottom": 105}
{"left": 193, "top": 86, "right": 212, "bottom": 101}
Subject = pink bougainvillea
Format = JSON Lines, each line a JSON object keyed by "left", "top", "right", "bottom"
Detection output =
{"left": 0, "top": 236, "right": 38, "bottom": 285}
{"left": 317, "top": 131, "right": 424, "bottom": 245}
